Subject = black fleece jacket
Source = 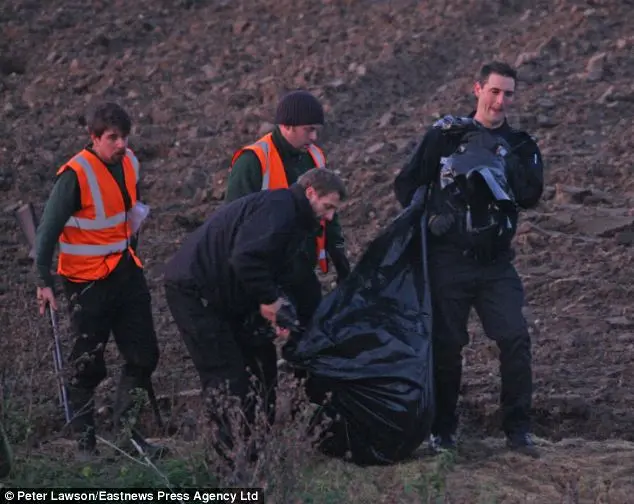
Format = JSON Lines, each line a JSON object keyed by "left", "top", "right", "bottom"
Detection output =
{"left": 163, "top": 183, "right": 321, "bottom": 317}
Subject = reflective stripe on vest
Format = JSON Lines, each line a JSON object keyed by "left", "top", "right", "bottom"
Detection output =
{"left": 257, "top": 140, "right": 272, "bottom": 190}
{"left": 307, "top": 144, "right": 326, "bottom": 169}
{"left": 58, "top": 239, "right": 129, "bottom": 256}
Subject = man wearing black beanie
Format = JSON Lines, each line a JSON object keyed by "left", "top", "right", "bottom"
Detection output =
{"left": 226, "top": 90, "right": 351, "bottom": 329}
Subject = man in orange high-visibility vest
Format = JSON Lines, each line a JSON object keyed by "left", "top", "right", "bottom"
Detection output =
{"left": 226, "top": 90, "right": 350, "bottom": 328}
{"left": 34, "top": 102, "right": 164, "bottom": 461}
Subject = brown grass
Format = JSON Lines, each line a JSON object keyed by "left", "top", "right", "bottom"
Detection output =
{"left": 1, "top": 277, "right": 633, "bottom": 503}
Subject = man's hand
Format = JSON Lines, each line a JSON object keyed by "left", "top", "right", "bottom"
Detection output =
{"left": 36, "top": 286, "right": 57, "bottom": 315}
{"left": 260, "top": 298, "right": 283, "bottom": 324}
{"left": 260, "top": 298, "right": 291, "bottom": 341}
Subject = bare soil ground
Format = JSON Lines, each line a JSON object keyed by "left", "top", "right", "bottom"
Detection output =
{"left": 1, "top": 0, "right": 634, "bottom": 500}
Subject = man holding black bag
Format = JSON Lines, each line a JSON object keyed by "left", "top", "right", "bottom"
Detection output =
{"left": 163, "top": 168, "right": 347, "bottom": 455}
{"left": 394, "top": 61, "right": 544, "bottom": 458}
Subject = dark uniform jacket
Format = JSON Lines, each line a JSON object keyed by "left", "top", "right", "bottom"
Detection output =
{"left": 163, "top": 183, "right": 321, "bottom": 318}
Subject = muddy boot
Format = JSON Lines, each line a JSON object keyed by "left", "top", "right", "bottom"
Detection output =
{"left": 203, "top": 391, "right": 235, "bottom": 464}
{"left": 202, "top": 386, "right": 251, "bottom": 468}
{"left": 506, "top": 431, "right": 540, "bottom": 459}
{"left": 112, "top": 374, "right": 168, "bottom": 461}
{"left": 68, "top": 386, "right": 99, "bottom": 461}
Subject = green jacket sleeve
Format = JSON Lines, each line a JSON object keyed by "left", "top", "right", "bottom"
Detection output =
{"left": 35, "top": 170, "right": 81, "bottom": 289}
{"left": 225, "top": 150, "right": 263, "bottom": 202}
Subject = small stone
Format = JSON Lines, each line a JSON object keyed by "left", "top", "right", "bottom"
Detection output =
{"left": 329, "top": 78, "right": 346, "bottom": 90}
{"left": 515, "top": 51, "right": 540, "bottom": 67}
{"left": 537, "top": 115, "right": 558, "bottom": 128}
{"left": 586, "top": 53, "right": 606, "bottom": 82}
{"left": 201, "top": 64, "right": 216, "bottom": 79}
{"left": 366, "top": 142, "right": 385, "bottom": 154}
{"left": 554, "top": 184, "right": 592, "bottom": 204}
{"left": 378, "top": 112, "right": 394, "bottom": 128}
{"left": 537, "top": 98, "right": 556, "bottom": 109}
{"left": 597, "top": 86, "right": 614, "bottom": 104}
{"left": 605, "top": 317, "right": 633, "bottom": 328}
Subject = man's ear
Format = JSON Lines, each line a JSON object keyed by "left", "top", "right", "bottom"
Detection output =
{"left": 473, "top": 81, "right": 482, "bottom": 99}
{"left": 305, "top": 185, "right": 316, "bottom": 199}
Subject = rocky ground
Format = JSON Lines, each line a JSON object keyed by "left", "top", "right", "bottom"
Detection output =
{"left": 1, "top": 0, "right": 634, "bottom": 499}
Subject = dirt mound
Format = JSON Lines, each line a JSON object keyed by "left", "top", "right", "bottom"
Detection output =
{"left": 1, "top": 0, "right": 634, "bottom": 488}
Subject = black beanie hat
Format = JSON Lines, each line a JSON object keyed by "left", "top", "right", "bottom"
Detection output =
{"left": 274, "top": 90, "right": 324, "bottom": 126}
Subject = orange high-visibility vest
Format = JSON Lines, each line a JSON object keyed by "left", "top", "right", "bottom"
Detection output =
{"left": 231, "top": 133, "right": 329, "bottom": 273}
{"left": 56, "top": 148, "right": 143, "bottom": 282}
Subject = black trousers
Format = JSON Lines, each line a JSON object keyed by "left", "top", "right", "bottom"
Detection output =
{"left": 280, "top": 268, "right": 323, "bottom": 381}
{"left": 62, "top": 256, "right": 160, "bottom": 393}
{"left": 61, "top": 256, "right": 159, "bottom": 441}
{"left": 428, "top": 248, "right": 533, "bottom": 437}
{"left": 164, "top": 281, "right": 278, "bottom": 427}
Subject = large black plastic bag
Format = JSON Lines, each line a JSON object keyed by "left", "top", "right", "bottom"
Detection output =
{"left": 284, "top": 189, "right": 434, "bottom": 466}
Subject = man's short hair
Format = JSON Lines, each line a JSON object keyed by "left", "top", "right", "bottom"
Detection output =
{"left": 86, "top": 102, "right": 132, "bottom": 138}
{"left": 478, "top": 61, "right": 518, "bottom": 84}
{"left": 297, "top": 168, "right": 347, "bottom": 200}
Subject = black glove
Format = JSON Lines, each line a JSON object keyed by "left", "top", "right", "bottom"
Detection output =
{"left": 328, "top": 245, "right": 351, "bottom": 283}
{"left": 428, "top": 213, "right": 455, "bottom": 236}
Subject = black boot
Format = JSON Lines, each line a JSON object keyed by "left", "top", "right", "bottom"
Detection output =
{"left": 506, "top": 431, "right": 540, "bottom": 459}
{"left": 202, "top": 387, "right": 238, "bottom": 465}
{"left": 67, "top": 386, "right": 98, "bottom": 460}
{"left": 112, "top": 373, "right": 168, "bottom": 460}
{"left": 201, "top": 385, "right": 264, "bottom": 467}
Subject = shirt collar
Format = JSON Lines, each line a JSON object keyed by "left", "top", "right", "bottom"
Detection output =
{"left": 467, "top": 110, "right": 511, "bottom": 134}
{"left": 84, "top": 144, "right": 117, "bottom": 168}
{"left": 271, "top": 125, "right": 305, "bottom": 159}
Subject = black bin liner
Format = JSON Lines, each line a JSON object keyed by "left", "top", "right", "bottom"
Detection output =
{"left": 284, "top": 189, "right": 434, "bottom": 466}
